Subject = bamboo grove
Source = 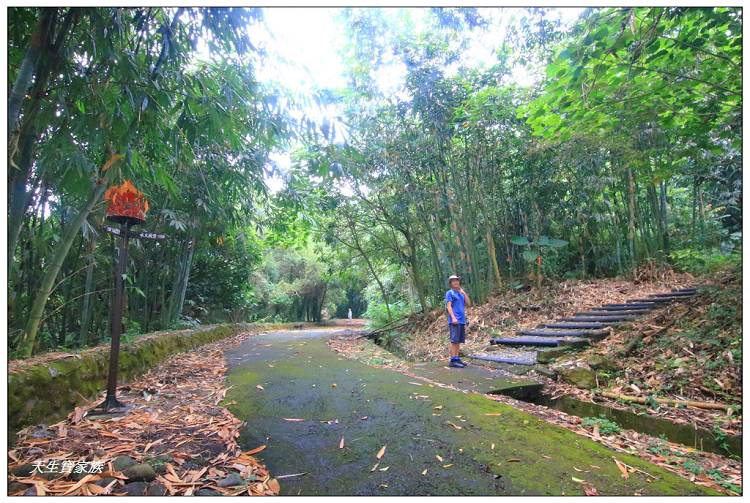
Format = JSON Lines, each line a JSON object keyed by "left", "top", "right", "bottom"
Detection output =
{"left": 7, "top": 8, "right": 289, "bottom": 355}
{"left": 7, "top": 7, "right": 742, "bottom": 353}
{"left": 307, "top": 7, "right": 741, "bottom": 317}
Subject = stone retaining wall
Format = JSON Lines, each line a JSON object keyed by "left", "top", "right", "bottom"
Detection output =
{"left": 8, "top": 324, "right": 246, "bottom": 440}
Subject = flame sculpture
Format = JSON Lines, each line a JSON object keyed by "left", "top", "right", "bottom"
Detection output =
{"left": 104, "top": 180, "right": 149, "bottom": 224}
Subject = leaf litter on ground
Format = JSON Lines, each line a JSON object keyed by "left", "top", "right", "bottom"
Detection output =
{"left": 7, "top": 330, "right": 279, "bottom": 496}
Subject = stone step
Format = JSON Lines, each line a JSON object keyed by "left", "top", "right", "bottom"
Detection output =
{"left": 564, "top": 315, "right": 637, "bottom": 322}
{"left": 652, "top": 291, "right": 695, "bottom": 298}
{"left": 491, "top": 337, "right": 561, "bottom": 347}
{"left": 519, "top": 328, "right": 608, "bottom": 339}
{"left": 491, "top": 337, "right": 589, "bottom": 348}
{"left": 545, "top": 321, "right": 611, "bottom": 329}
{"left": 467, "top": 353, "right": 536, "bottom": 365}
{"left": 580, "top": 309, "right": 651, "bottom": 316}
{"left": 590, "top": 306, "right": 653, "bottom": 312}
{"left": 629, "top": 297, "right": 673, "bottom": 303}
{"left": 596, "top": 304, "right": 658, "bottom": 310}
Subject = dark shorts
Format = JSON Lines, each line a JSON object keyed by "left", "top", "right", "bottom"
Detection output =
{"left": 449, "top": 323, "right": 466, "bottom": 344}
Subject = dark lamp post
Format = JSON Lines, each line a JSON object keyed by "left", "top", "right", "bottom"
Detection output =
{"left": 96, "top": 180, "right": 149, "bottom": 412}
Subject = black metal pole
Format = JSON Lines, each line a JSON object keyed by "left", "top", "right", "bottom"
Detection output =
{"left": 100, "top": 220, "right": 130, "bottom": 410}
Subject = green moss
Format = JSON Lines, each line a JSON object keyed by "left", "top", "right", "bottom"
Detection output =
{"left": 9, "top": 324, "right": 247, "bottom": 442}
{"left": 224, "top": 333, "right": 716, "bottom": 495}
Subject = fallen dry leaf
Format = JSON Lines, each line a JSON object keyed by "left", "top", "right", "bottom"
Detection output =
{"left": 245, "top": 444, "right": 267, "bottom": 455}
{"left": 376, "top": 445, "right": 387, "bottom": 459}
{"left": 7, "top": 329, "right": 280, "bottom": 496}
{"left": 584, "top": 484, "right": 599, "bottom": 496}
{"left": 267, "top": 479, "right": 280, "bottom": 493}
{"left": 613, "top": 458, "right": 630, "bottom": 480}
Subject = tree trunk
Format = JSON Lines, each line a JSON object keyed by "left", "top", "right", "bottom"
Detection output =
{"left": 659, "top": 180, "right": 669, "bottom": 255}
{"left": 165, "top": 236, "right": 196, "bottom": 326}
{"left": 8, "top": 132, "right": 37, "bottom": 279}
{"left": 79, "top": 235, "right": 98, "bottom": 346}
{"left": 626, "top": 167, "right": 637, "bottom": 267}
{"left": 486, "top": 229, "right": 502, "bottom": 290}
{"left": 343, "top": 212, "right": 392, "bottom": 323}
{"left": 8, "top": 8, "right": 56, "bottom": 140}
{"left": 9, "top": 9, "right": 78, "bottom": 277}
{"left": 17, "top": 160, "right": 118, "bottom": 356}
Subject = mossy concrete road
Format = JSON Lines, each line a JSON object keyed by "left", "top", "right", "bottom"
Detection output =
{"left": 225, "top": 329, "right": 714, "bottom": 496}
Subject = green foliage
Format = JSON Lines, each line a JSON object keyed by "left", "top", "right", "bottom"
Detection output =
{"left": 8, "top": 7, "right": 743, "bottom": 355}
{"left": 711, "top": 425, "right": 731, "bottom": 455}
{"left": 668, "top": 248, "right": 740, "bottom": 275}
{"left": 581, "top": 416, "right": 621, "bottom": 435}
{"left": 246, "top": 243, "right": 341, "bottom": 323}
{"left": 366, "top": 301, "right": 411, "bottom": 330}
{"left": 682, "top": 460, "right": 704, "bottom": 475}
{"left": 7, "top": 7, "right": 289, "bottom": 353}
{"left": 646, "top": 439, "right": 675, "bottom": 457}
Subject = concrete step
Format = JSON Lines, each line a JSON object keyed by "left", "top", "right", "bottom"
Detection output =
{"left": 607, "top": 302, "right": 660, "bottom": 307}
{"left": 580, "top": 309, "right": 651, "bottom": 316}
{"left": 564, "top": 315, "right": 637, "bottom": 322}
{"left": 467, "top": 353, "right": 536, "bottom": 365}
{"left": 519, "top": 328, "right": 608, "bottom": 340}
{"left": 652, "top": 291, "right": 695, "bottom": 298}
{"left": 596, "top": 304, "right": 657, "bottom": 310}
{"left": 491, "top": 337, "right": 561, "bottom": 347}
{"left": 629, "top": 297, "right": 673, "bottom": 303}
{"left": 545, "top": 321, "right": 610, "bottom": 329}
{"left": 491, "top": 337, "right": 589, "bottom": 348}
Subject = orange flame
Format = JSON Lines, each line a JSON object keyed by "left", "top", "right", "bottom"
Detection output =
{"left": 105, "top": 180, "right": 149, "bottom": 222}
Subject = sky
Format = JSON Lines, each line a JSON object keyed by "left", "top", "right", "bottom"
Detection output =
{"left": 244, "top": 8, "right": 585, "bottom": 193}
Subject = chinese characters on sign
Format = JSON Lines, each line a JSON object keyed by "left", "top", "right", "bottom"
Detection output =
{"left": 103, "top": 226, "right": 166, "bottom": 240}
{"left": 31, "top": 460, "right": 105, "bottom": 475}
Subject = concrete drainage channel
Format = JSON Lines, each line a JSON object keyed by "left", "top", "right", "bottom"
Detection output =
{"left": 492, "top": 389, "right": 743, "bottom": 459}
{"left": 468, "top": 287, "right": 742, "bottom": 459}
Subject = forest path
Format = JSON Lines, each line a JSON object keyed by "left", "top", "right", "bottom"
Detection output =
{"left": 223, "top": 328, "right": 713, "bottom": 496}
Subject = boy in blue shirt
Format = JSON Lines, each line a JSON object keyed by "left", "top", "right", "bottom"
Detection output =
{"left": 445, "top": 275, "right": 471, "bottom": 368}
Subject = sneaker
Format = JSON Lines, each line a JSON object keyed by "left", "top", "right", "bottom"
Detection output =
{"left": 456, "top": 359, "right": 469, "bottom": 366}
{"left": 449, "top": 360, "right": 466, "bottom": 368}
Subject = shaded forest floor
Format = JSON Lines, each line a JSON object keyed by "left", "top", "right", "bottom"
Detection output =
{"left": 8, "top": 330, "right": 279, "bottom": 496}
